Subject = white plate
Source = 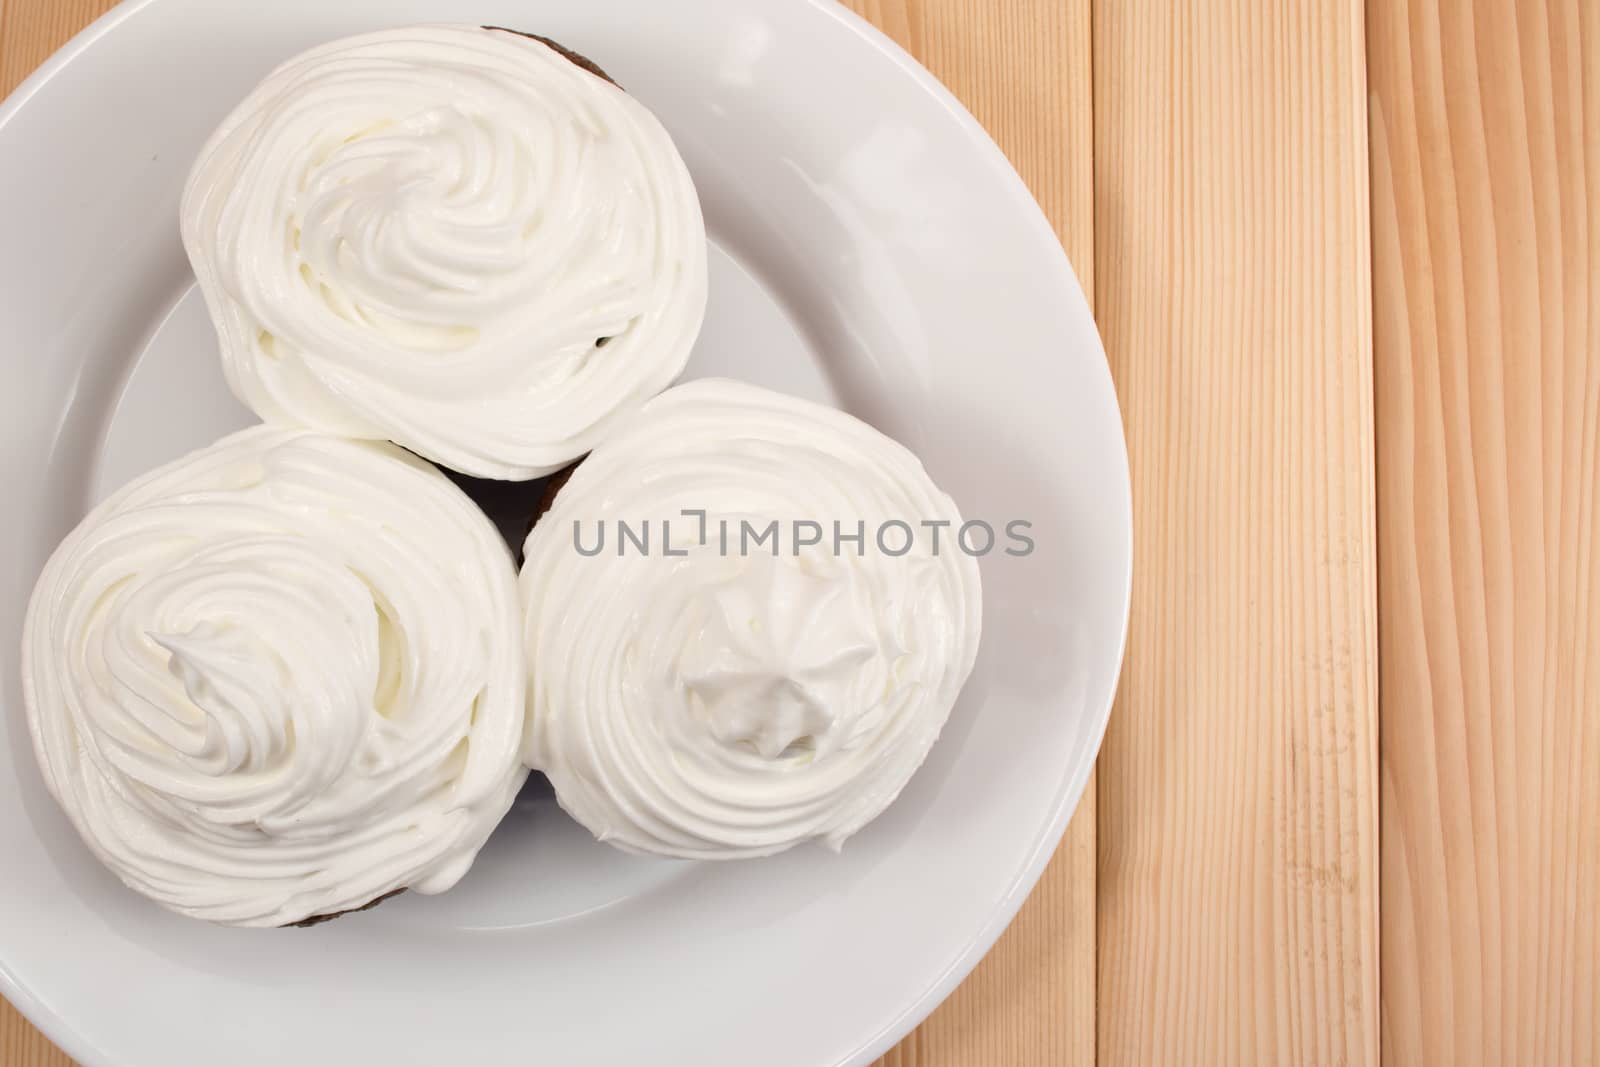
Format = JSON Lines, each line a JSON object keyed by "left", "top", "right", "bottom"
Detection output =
{"left": 0, "top": 2, "right": 1130, "bottom": 1064}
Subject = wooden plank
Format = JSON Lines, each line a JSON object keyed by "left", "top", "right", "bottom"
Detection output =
{"left": 1368, "top": 0, "right": 1600, "bottom": 1063}
{"left": 842, "top": 2, "right": 1096, "bottom": 1065}
{"left": 0, "top": 2, "right": 1095, "bottom": 1065}
{"left": 0, "top": 0, "right": 116, "bottom": 98}
{"left": 1092, "top": 2, "right": 1379, "bottom": 1064}
{"left": 0, "top": 1000, "right": 72, "bottom": 1067}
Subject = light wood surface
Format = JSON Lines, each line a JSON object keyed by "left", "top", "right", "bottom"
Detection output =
{"left": 0, "top": 1002, "right": 70, "bottom": 1067}
{"left": 1368, "top": 0, "right": 1600, "bottom": 1064}
{"left": 2, "top": 0, "right": 1597, "bottom": 1065}
{"left": 1092, "top": 2, "right": 1380, "bottom": 1064}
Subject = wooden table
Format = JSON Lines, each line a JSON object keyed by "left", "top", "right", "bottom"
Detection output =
{"left": 3, "top": 1, "right": 1596, "bottom": 1064}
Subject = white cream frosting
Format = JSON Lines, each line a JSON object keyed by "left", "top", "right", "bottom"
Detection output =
{"left": 21, "top": 427, "right": 527, "bottom": 926}
{"left": 181, "top": 25, "right": 708, "bottom": 480}
{"left": 521, "top": 379, "right": 982, "bottom": 858}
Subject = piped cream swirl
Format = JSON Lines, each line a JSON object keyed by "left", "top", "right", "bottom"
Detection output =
{"left": 521, "top": 380, "right": 982, "bottom": 858}
{"left": 181, "top": 25, "right": 708, "bottom": 479}
{"left": 21, "top": 427, "right": 527, "bottom": 926}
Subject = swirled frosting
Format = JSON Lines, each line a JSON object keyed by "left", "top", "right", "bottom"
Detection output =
{"left": 521, "top": 380, "right": 982, "bottom": 858}
{"left": 21, "top": 427, "right": 527, "bottom": 926}
{"left": 181, "top": 25, "right": 708, "bottom": 480}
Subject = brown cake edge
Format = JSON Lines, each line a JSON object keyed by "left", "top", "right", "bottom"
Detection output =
{"left": 482, "top": 27, "right": 619, "bottom": 88}
{"left": 286, "top": 887, "right": 407, "bottom": 929}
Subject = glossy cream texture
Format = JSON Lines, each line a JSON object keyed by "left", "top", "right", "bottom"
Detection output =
{"left": 21, "top": 428, "right": 527, "bottom": 926}
{"left": 181, "top": 25, "right": 708, "bottom": 479}
{"left": 521, "top": 380, "right": 982, "bottom": 858}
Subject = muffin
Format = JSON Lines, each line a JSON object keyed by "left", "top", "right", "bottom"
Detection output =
{"left": 519, "top": 380, "right": 983, "bottom": 858}
{"left": 180, "top": 25, "right": 708, "bottom": 481}
{"left": 21, "top": 427, "right": 527, "bottom": 926}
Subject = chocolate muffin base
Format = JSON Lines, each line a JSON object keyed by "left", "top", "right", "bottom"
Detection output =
{"left": 521, "top": 461, "right": 581, "bottom": 550}
{"left": 483, "top": 27, "right": 619, "bottom": 87}
{"left": 287, "top": 887, "right": 407, "bottom": 928}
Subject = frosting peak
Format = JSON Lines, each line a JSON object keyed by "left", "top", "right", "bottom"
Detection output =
{"left": 151, "top": 621, "right": 297, "bottom": 778}
{"left": 680, "top": 556, "right": 877, "bottom": 760}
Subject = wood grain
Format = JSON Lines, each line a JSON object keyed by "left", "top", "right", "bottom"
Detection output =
{"left": 0, "top": 1000, "right": 72, "bottom": 1067}
{"left": 1368, "top": 0, "right": 1600, "bottom": 1063}
{"left": 1092, "top": 2, "right": 1380, "bottom": 1065}
{"left": 0, "top": 0, "right": 115, "bottom": 97}
{"left": 842, "top": 2, "right": 1097, "bottom": 1065}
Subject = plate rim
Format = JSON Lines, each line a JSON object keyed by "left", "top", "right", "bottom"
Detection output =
{"left": 0, "top": 2, "right": 1133, "bottom": 1064}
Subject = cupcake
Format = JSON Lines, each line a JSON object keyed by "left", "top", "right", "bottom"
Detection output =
{"left": 519, "top": 380, "right": 983, "bottom": 859}
{"left": 180, "top": 25, "right": 708, "bottom": 480}
{"left": 21, "top": 427, "right": 527, "bottom": 926}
